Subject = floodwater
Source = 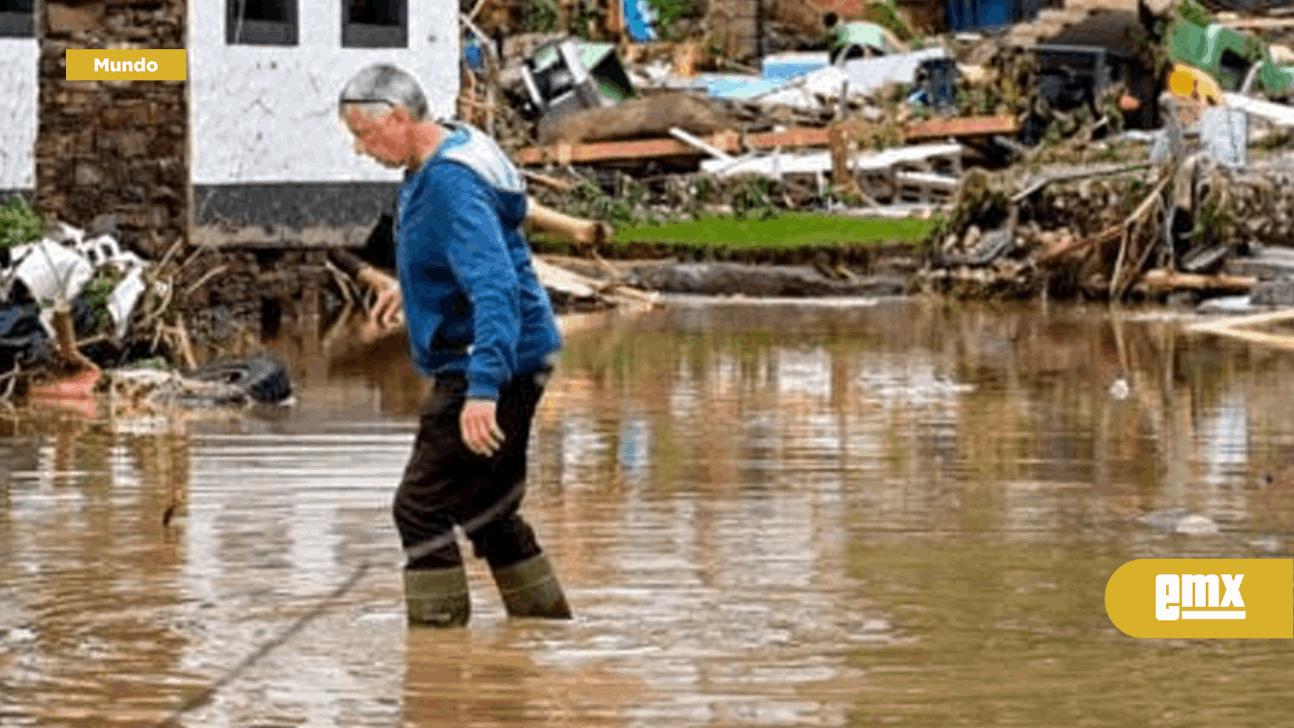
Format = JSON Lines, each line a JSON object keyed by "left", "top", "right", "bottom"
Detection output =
{"left": 3, "top": 297, "right": 1294, "bottom": 728}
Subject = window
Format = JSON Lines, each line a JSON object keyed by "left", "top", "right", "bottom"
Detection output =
{"left": 227, "top": 0, "right": 298, "bottom": 45}
{"left": 343, "top": 0, "right": 407, "bottom": 48}
{"left": 0, "top": 0, "right": 34, "bottom": 38}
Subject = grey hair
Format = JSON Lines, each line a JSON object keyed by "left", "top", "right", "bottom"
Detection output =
{"left": 338, "top": 63, "right": 429, "bottom": 122}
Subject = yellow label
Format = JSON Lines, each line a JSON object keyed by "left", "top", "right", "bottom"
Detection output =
{"left": 65, "top": 49, "right": 187, "bottom": 81}
{"left": 1105, "top": 559, "right": 1293, "bottom": 638}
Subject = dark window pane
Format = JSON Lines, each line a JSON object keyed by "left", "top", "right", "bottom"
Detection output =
{"left": 228, "top": 0, "right": 296, "bottom": 45}
{"left": 243, "top": 0, "right": 287, "bottom": 22}
{"left": 342, "top": 0, "right": 404, "bottom": 47}
{"left": 0, "top": 0, "right": 33, "bottom": 37}
{"left": 349, "top": 0, "right": 399, "bottom": 26}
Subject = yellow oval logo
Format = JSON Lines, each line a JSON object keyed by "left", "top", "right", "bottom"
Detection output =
{"left": 1105, "top": 559, "right": 1293, "bottom": 638}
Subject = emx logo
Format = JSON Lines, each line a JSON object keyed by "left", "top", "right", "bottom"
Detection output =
{"left": 1106, "top": 559, "right": 1292, "bottom": 638}
{"left": 1156, "top": 573, "right": 1245, "bottom": 621}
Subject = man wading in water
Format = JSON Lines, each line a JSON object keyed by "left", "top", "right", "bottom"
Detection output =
{"left": 338, "top": 63, "right": 572, "bottom": 627}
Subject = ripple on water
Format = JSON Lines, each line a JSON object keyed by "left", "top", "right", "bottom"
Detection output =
{"left": 4, "top": 300, "right": 1294, "bottom": 726}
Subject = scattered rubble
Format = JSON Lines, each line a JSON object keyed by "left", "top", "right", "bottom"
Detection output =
{"left": 457, "top": 0, "right": 1294, "bottom": 313}
{"left": 16, "top": 0, "right": 1294, "bottom": 406}
{"left": 0, "top": 216, "right": 295, "bottom": 409}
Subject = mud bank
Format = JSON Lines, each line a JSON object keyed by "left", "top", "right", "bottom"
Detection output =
{"left": 174, "top": 246, "right": 925, "bottom": 351}
{"left": 620, "top": 262, "right": 910, "bottom": 297}
{"left": 532, "top": 238, "right": 928, "bottom": 272}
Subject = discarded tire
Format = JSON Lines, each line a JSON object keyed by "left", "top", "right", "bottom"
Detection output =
{"left": 188, "top": 356, "right": 292, "bottom": 403}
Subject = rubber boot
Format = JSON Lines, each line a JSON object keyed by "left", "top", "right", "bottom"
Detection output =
{"left": 490, "top": 554, "right": 573, "bottom": 619}
{"left": 404, "top": 566, "right": 471, "bottom": 628}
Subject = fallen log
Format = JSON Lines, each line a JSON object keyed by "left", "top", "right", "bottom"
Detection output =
{"left": 522, "top": 170, "right": 573, "bottom": 192}
{"left": 536, "top": 93, "right": 737, "bottom": 146}
{"left": 526, "top": 200, "right": 612, "bottom": 246}
{"left": 1132, "top": 270, "right": 1257, "bottom": 294}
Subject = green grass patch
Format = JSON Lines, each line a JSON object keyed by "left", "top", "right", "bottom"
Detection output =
{"left": 0, "top": 196, "right": 44, "bottom": 249}
{"left": 548, "top": 212, "right": 938, "bottom": 250}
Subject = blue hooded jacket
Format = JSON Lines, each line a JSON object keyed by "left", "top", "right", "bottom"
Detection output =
{"left": 395, "top": 122, "right": 562, "bottom": 400}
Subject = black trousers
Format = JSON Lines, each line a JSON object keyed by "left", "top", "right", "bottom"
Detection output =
{"left": 393, "top": 368, "right": 550, "bottom": 571}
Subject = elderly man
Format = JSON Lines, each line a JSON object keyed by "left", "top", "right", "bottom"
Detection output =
{"left": 338, "top": 63, "right": 571, "bottom": 628}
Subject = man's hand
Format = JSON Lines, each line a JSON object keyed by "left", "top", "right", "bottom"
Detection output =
{"left": 460, "top": 398, "right": 506, "bottom": 457}
{"left": 358, "top": 266, "right": 404, "bottom": 328}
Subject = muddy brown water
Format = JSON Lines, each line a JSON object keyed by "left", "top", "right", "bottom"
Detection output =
{"left": 4, "top": 297, "right": 1294, "bottom": 727}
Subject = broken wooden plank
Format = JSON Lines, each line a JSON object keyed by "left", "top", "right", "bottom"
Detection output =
{"left": 514, "top": 137, "right": 709, "bottom": 165}
{"left": 905, "top": 115, "right": 1020, "bottom": 140}
{"left": 1187, "top": 323, "right": 1294, "bottom": 352}
{"left": 513, "top": 117, "right": 1016, "bottom": 166}
{"left": 1187, "top": 307, "right": 1294, "bottom": 333}
{"left": 701, "top": 150, "right": 832, "bottom": 177}
{"left": 532, "top": 256, "right": 600, "bottom": 299}
{"left": 669, "top": 126, "right": 734, "bottom": 161}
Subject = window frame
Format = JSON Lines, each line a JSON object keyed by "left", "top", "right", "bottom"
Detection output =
{"left": 342, "top": 0, "right": 408, "bottom": 49}
{"left": 227, "top": 0, "right": 299, "bottom": 46}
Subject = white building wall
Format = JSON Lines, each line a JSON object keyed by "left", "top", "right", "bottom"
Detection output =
{"left": 189, "top": 0, "right": 460, "bottom": 185}
{"left": 0, "top": 38, "right": 38, "bottom": 191}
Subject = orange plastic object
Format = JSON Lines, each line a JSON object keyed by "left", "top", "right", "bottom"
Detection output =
{"left": 29, "top": 368, "right": 102, "bottom": 400}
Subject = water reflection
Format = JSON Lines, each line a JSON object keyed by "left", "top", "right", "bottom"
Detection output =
{"left": 3, "top": 299, "right": 1294, "bottom": 726}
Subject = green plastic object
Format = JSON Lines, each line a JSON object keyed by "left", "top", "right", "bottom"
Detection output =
{"left": 1171, "top": 21, "right": 1294, "bottom": 97}
{"left": 828, "top": 21, "right": 889, "bottom": 53}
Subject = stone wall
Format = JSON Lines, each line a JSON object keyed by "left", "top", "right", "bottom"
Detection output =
{"left": 36, "top": 0, "right": 187, "bottom": 259}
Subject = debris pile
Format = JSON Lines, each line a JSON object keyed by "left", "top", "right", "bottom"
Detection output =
{"left": 0, "top": 213, "right": 294, "bottom": 409}
{"left": 445, "top": 0, "right": 1294, "bottom": 310}
{"left": 920, "top": 144, "right": 1294, "bottom": 308}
